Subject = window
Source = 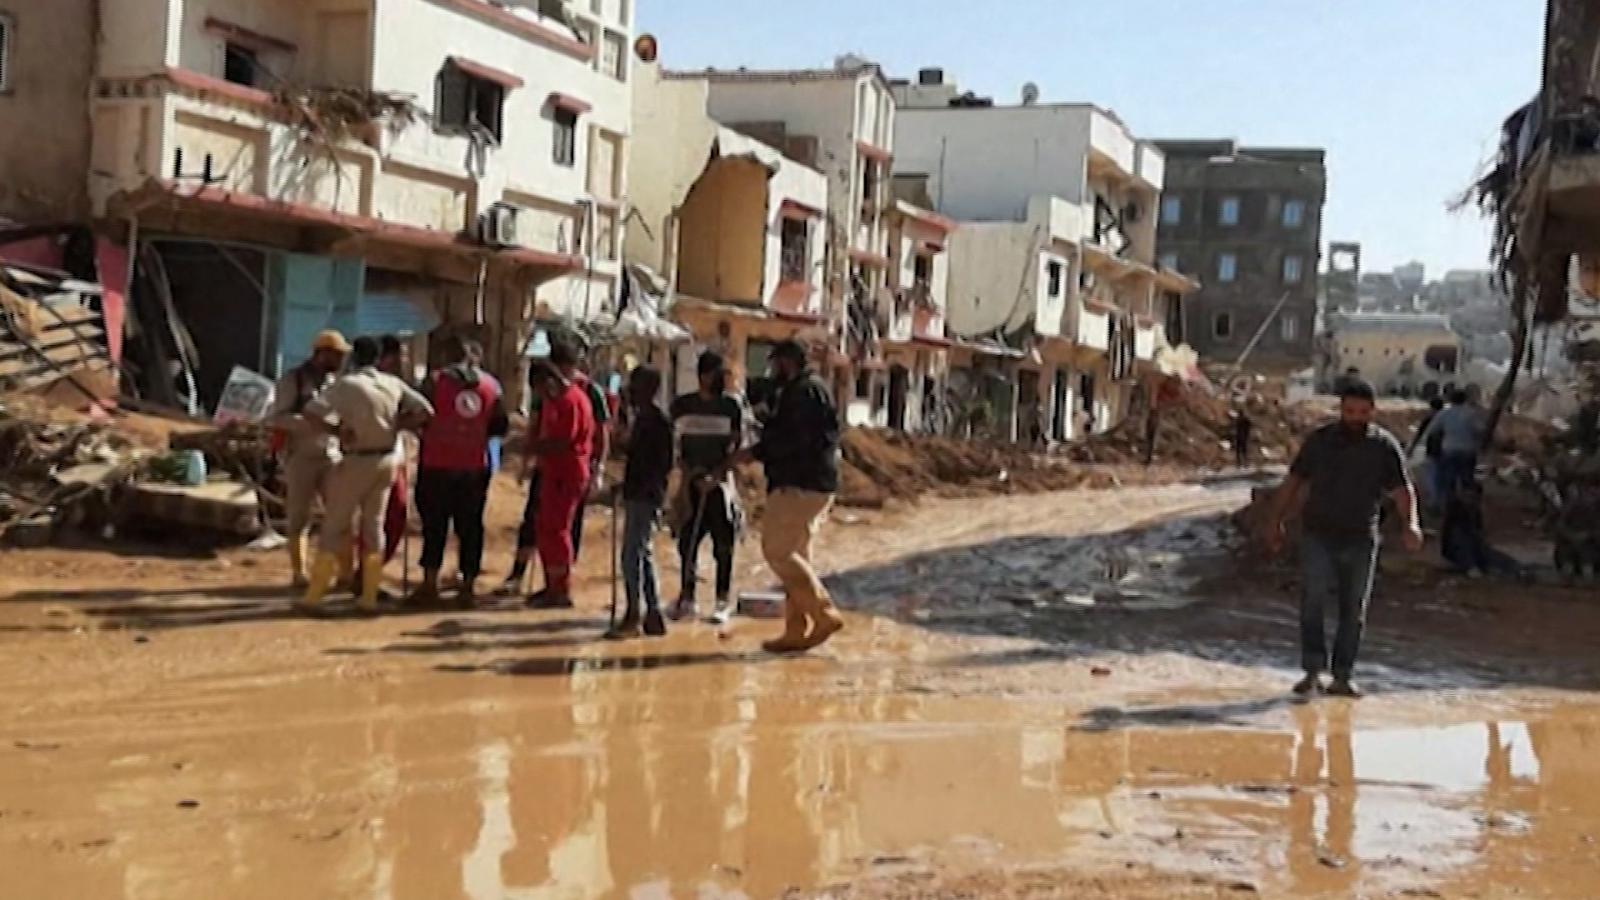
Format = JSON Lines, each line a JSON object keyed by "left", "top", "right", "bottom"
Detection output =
{"left": 913, "top": 253, "right": 933, "bottom": 289}
{"left": 1218, "top": 253, "right": 1237, "bottom": 283}
{"left": 0, "top": 13, "right": 13, "bottom": 92}
{"left": 619, "top": 0, "right": 631, "bottom": 26}
{"left": 1219, "top": 196, "right": 1241, "bottom": 226}
{"left": 590, "top": 0, "right": 602, "bottom": 13}
{"left": 1282, "top": 254, "right": 1304, "bottom": 284}
{"left": 1281, "top": 315, "right": 1300, "bottom": 342}
{"left": 855, "top": 370, "right": 871, "bottom": 399}
{"left": 861, "top": 159, "right": 879, "bottom": 204}
{"left": 224, "top": 42, "right": 260, "bottom": 87}
{"left": 1159, "top": 252, "right": 1179, "bottom": 272}
{"left": 436, "top": 62, "right": 505, "bottom": 143}
{"left": 780, "top": 218, "right": 809, "bottom": 283}
{"left": 1046, "top": 259, "right": 1064, "bottom": 298}
{"left": 601, "top": 30, "right": 625, "bottom": 81}
{"left": 1214, "top": 312, "right": 1234, "bottom": 339}
{"left": 552, "top": 108, "right": 577, "bottom": 166}
{"left": 1160, "top": 196, "right": 1182, "bottom": 225}
{"left": 1283, "top": 199, "right": 1306, "bottom": 228}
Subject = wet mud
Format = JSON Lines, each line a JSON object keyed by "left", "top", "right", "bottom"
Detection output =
{"left": 2, "top": 482, "right": 1599, "bottom": 898}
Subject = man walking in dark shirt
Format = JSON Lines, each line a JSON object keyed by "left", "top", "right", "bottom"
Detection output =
{"left": 712, "top": 340, "right": 843, "bottom": 653}
{"left": 1265, "top": 378, "right": 1423, "bottom": 698}
{"left": 606, "top": 366, "right": 673, "bottom": 640}
{"left": 669, "top": 351, "right": 745, "bottom": 625}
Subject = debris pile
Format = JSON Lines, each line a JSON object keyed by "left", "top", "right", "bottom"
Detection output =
{"left": 0, "top": 399, "right": 149, "bottom": 544}
{"left": 0, "top": 262, "right": 115, "bottom": 406}
{"left": 838, "top": 429, "right": 1140, "bottom": 507}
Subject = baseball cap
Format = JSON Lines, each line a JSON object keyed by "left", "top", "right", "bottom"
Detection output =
{"left": 312, "top": 330, "right": 352, "bottom": 353}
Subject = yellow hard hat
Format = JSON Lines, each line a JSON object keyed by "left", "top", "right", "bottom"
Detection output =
{"left": 312, "top": 330, "right": 352, "bottom": 353}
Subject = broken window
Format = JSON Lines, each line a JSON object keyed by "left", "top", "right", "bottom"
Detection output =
{"left": 436, "top": 62, "right": 505, "bottom": 143}
{"left": 602, "top": 30, "right": 625, "bottom": 81}
{"left": 1046, "top": 259, "right": 1064, "bottom": 298}
{"left": 553, "top": 109, "right": 577, "bottom": 167}
{"left": 1214, "top": 312, "right": 1234, "bottom": 339}
{"left": 913, "top": 253, "right": 933, "bottom": 291}
{"left": 224, "top": 42, "right": 260, "bottom": 87}
{"left": 1283, "top": 199, "right": 1306, "bottom": 228}
{"left": 861, "top": 159, "right": 879, "bottom": 205}
{"left": 1218, "top": 253, "right": 1238, "bottom": 283}
{"left": 1219, "top": 196, "right": 1240, "bottom": 226}
{"left": 1161, "top": 195, "right": 1182, "bottom": 225}
{"left": 780, "top": 218, "right": 809, "bottom": 283}
{"left": 1282, "top": 254, "right": 1304, "bottom": 284}
{"left": 0, "top": 14, "right": 11, "bottom": 92}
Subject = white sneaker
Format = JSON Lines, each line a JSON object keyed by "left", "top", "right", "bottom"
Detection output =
{"left": 708, "top": 600, "right": 734, "bottom": 626}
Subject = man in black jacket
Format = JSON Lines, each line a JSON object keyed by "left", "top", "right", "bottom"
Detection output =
{"left": 717, "top": 339, "right": 843, "bottom": 653}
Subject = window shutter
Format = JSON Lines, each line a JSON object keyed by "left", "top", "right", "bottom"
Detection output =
{"left": 436, "top": 64, "right": 468, "bottom": 130}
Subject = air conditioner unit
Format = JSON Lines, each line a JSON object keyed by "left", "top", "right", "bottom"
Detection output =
{"left": 479, "top": 203, "right": 521, "bottom": 247}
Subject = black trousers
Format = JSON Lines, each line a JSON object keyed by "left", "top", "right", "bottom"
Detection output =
{"left": 679, "top": 481, "right": 736, "bottom": 601}
{"left": 416, "top": 467, "right": 491, "bottom": 580}
{"left": 516, "top": 471, "right": 587, "bottom": 561}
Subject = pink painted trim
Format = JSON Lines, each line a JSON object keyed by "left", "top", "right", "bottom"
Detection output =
{"left": 450, "top": 56, "right": 526, "bottom": 90}
{"left": 779, "top": 198, "right": 823, "bottom": 220}
{"left": 153, "top": 180, "right": 583, "bottom": 270}
{"left": 164, "top": 67, "right": 275, "bottom": 109}
{"left": 847, "top": 247, "right": 891, "bottom": 269}
{"left": 204, "top": 16, "right": 298, "bottom": 53}
{"left": 436, "top": 0, "right": 595, "bottom": 62}
{"left": 856, "top": 140, "right": 893, "bottom": 164}
{"left": 547, "top": 92, "right": 593, "bottom": 115}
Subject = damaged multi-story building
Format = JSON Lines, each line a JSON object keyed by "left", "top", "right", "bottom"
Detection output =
{"left": 1155, "top": 139, "right": 1327, "bottom": 374}
{"left": 0, "top": 0, "right": 633, "bottom": 412}
{"left": 893, "top": 69, "right": 1195, "bottom": 442}
{"left": 655, "top": 57, "right": 901, "bottom": 425}
{"left": 626, "top": 59, "right": 831, "bottom": 399}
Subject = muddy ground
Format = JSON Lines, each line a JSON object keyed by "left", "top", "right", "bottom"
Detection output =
{"left": 2, "top": 473, "right": 1599, "bottom": 899}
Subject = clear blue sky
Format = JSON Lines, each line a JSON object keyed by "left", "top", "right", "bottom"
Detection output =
{"left": 638, "top": 0, "right": 1545, "bottom": 277}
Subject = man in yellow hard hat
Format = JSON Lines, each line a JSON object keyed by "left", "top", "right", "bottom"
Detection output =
{"left": 268, "top": 329, "right": 350, "bottom": 588}
{"left": 296, "top": 336, "right": 434, "bottom": 615}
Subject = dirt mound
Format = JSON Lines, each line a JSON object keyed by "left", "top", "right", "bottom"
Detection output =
{"left": 837, "top": 429, "right": 1162, "bottom": 507}
{"left": 1063, "top": 386, "right": 1447, "bottom": 470}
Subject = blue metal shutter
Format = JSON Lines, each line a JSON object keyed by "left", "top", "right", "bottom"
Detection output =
{"left": 359, "top": 292, "right": 441, "bottom": 340}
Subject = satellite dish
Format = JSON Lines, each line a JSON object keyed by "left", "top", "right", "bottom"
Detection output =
{"left": 1021, "top": 82, "right": 1040, "bottom": 105}
{"left": 634, "top": 33, "right": 659, "bottom": 63}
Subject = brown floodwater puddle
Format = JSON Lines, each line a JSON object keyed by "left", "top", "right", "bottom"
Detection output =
{"left": 3, "top": 636, "right": 1599, "bottom": 900}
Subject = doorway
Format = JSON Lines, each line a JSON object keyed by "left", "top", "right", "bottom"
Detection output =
{"left": 888, "top": 363, "right": 910, "bottom": 430}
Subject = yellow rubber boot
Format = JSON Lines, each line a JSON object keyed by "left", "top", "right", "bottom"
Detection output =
{"left": 762, "top": 598, "right": 812, "bottom": 654}
{"left": 295, "top": 552, "right": 340, "bottom": 614}
{"left": 287, "top": 534, "right": 309, "bottom": 589}
{"left": 336, "top": 540, "right": 356, "bottom": 591}
{"left": 357, "top": 553, "right": 385, "bottom": 615}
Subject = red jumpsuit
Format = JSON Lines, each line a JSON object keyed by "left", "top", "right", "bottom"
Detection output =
{"left": 536, "top": 382, "right": 595, "bottom": 596}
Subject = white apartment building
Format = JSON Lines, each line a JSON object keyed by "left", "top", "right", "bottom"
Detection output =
{"left": 6, "top": 0, "right": 631, "bottom": 408}
{"left": 664, "top": 58, "right": 897, "bottom": 424}
{"left": 878, "top": 198, "right": 954, "bottom": 432}
{"left": 627, "top": 60, "right": 830, "bottom": 395}
{"left": 894, "top": 71, "right": 1194, "bottom": 441}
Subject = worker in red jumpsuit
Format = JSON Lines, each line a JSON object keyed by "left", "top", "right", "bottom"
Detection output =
{"left": 525, "top": 358, "right": 595, "bottom": 610}
{"left": 409, "top": 336, "right": 508, "bottom": 609}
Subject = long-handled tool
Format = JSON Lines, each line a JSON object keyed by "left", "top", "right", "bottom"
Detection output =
{"left": 608, "top": 485, "right": 620, "bottom": 630}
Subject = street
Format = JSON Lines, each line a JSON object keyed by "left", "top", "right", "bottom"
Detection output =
{"left": 3, "top": 481, "right": 1598, "bottom": 899}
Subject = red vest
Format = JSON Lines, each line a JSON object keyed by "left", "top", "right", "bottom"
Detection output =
{"left": 420, "top": 369, "right": 501, "bottom": 471}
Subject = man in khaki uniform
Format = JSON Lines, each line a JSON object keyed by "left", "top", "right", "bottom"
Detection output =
{"left": 268, "top": 330, "right": 350, "bottom": 588}
{"left": 296, "top": 336, "right": 434, "bottom": 614}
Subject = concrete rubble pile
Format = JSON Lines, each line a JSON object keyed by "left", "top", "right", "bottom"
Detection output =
{"left": 0, "top": 262, "right": 116, "bottom": 406}
{"left": 0, "top": 397, "right": 267, "bottom": 548}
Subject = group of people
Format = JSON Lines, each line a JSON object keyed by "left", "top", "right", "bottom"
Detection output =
{"left": 267, "top": 328, "right": 848, "bottom": 654}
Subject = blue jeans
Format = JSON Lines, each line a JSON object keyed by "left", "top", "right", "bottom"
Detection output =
{"left": 1300, "top": 533, "right": 1379, "bottom": 680}
{"left": 621, "top": 500, "right": 661, "bottom": 616}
